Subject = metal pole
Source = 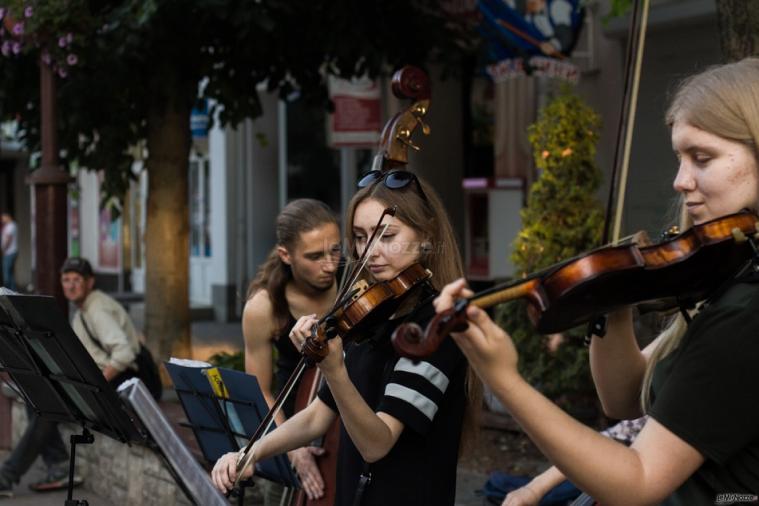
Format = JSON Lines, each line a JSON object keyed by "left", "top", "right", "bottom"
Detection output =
{"left": 27, "top": 60, "right": 72, "bottom": 312}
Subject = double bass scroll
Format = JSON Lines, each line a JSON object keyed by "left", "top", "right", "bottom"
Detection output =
{"left": 372, "top": 65, "right": 432, "bottom": 171}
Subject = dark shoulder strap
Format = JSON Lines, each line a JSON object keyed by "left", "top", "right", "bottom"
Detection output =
{"left": 79, "top": 312, "right": 106, "bottom": 352}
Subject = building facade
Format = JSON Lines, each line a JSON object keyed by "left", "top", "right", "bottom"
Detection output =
{"left": 1, "top": 0, "right": 727, "bottom": 323}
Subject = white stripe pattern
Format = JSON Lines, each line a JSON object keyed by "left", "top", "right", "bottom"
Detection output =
{"left": 394, "top": 358, "right": 450, "bottom": 392}
{"left": 384, "top": 383, "right": 438, "bottom": 420}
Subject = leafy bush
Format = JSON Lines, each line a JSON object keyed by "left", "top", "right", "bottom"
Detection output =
{"left": 495, "top": 88, "right": 603, "bottom": 416}
{"left": 207, "top": 350, "right": 245, "bottom": 371}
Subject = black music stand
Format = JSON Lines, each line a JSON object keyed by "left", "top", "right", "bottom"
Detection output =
{"left": 0, "top": 292, "right": 230, "bottom": 505}
{"left": 165, "top": 361, "right": 299, "bottom": 503}
{"left": 0, "top": 293, "right": 142, "bottom": 505}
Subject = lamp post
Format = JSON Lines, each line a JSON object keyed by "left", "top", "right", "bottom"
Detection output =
{"left": 3, "top": 11, "right": 72, "bottom": 311}
{"left": 27, "top": 59, "right": 71, "bottom": 311}
{"left": 26, "top": 58, "right": 72, "bottom": 312}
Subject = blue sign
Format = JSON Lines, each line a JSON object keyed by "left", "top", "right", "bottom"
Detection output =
{"left": 190, "top": 100, "right": 210, "bottom": 139}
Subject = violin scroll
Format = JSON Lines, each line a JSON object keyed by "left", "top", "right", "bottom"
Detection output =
{"left": 301, "top": 316, "right": 340, "bottom": 365}
{"left": 392, "top": 299, "right": 469, "bottom": 359}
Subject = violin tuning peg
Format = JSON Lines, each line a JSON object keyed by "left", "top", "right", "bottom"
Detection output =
{"left": 731, "top": 227, "right": 748, "bottom": 243}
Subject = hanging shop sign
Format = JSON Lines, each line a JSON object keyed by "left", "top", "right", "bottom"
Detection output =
{"left": 327, "top": 75, "right": 381, "bottom": 148}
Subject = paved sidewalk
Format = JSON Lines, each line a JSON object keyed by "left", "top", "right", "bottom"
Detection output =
{"left": 0, "top": 457, "right": 486, "bottom": 506}
{"left": 456, "top": 468, "right": 490, "bottom": 506}
{"left": 0, "top": 449, "right": 108, "bottom": 505}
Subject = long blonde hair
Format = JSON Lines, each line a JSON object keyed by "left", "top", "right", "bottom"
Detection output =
{"left": 641, "top": 57, "right": 759, "bottom": 410}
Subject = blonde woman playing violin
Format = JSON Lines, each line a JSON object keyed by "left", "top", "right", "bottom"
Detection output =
{"left": 436, "top": 58, "right": 759, "bottom": 506}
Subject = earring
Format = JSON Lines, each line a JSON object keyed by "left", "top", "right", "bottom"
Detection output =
{"left": 420, "top": 241, "right": 433, "bottom": 254}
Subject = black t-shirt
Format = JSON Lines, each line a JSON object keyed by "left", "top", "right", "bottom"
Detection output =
{"left": 317, "top": 296, "right": 467, "bottom": 506}
{"left": 273, "top": 313, "right": 300, "bottom": 417}
{"left": 649, "top": 271, "right": 759, "bottom": 505}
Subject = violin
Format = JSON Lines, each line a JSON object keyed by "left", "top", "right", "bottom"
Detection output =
{"left": 392, "top": 210, "right": 759, "bottom": 359}
{"left": 301, "top": 262, "right": 432, "bottom": 360}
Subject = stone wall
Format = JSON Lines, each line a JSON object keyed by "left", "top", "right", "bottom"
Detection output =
{"left": 12, "top": 399, "right": 194, "bottom": 506}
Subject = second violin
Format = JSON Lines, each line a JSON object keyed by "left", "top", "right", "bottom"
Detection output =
{"left": 393, "top": 210, "right": 759, "bottom": 359}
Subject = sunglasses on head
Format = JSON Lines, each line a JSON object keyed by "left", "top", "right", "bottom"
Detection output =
{"left": 356, "top": 169, "right": 429, "bottom": 204}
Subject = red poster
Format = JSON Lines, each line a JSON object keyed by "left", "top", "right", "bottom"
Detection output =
{"left": 327, "top": 76, "right": 381, "bottom": 148}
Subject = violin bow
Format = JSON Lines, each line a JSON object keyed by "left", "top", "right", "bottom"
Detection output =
{"left": 331, "top": 207, "right": 397, "bottom": 312}
{"left": 603, "top": 0, "right": 651, "bottom": 245}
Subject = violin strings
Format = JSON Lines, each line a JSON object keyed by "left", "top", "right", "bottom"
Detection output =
{"left": 332, "top": 222, "right": 390, "bottom": 313}
{"left": 329, "top": 207, "right": 395, "bottom": 317}
{"left": 611, "top": 232, "right": 640, "bottom": 246}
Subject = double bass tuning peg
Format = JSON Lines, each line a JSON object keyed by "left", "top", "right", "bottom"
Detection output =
{"left": 399, "top": 136, "right": 420, "bottom": 151}
{"left": 412, "top": 104, "right": 431, "bottom": 135}
{"left": 416, "top": 117, "right": 431, "bottom": 135}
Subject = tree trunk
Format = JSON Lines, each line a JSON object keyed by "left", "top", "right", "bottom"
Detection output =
{"left": 716, "top": 0, "right": 759, "bottom": 61}
{"left": 144, "top": 69, "right": 193, "bottom": 363}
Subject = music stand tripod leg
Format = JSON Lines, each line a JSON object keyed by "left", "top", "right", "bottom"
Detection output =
{"left": 64, "top": 427, "right": 94, "bottom": 506}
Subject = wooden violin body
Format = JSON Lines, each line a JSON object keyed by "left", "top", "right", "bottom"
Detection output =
{"left": 524, "top": 210, "right": 759, "bottom": 332}
{"left": 335, "top": 263, "right": 432, "bottom": 337}
{"left": 303, "top": 262, "right": 432, "bottom": 362}
{"left": 393, "top": 211, "right": 759, "bottom": 359}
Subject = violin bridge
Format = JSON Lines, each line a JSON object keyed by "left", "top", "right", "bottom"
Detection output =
{"left": 731, "top": 227, "right": 748, "bottom": 243}
{"left": 351, "top": 280, "right": 370, "bottom": 300}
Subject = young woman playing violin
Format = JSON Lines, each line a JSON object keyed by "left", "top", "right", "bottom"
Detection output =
{"left": 435, "top": 57, "right": 759, "bottom": 506}
{"left": 212, "top": 170, "right": 481, "bottom": 505}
